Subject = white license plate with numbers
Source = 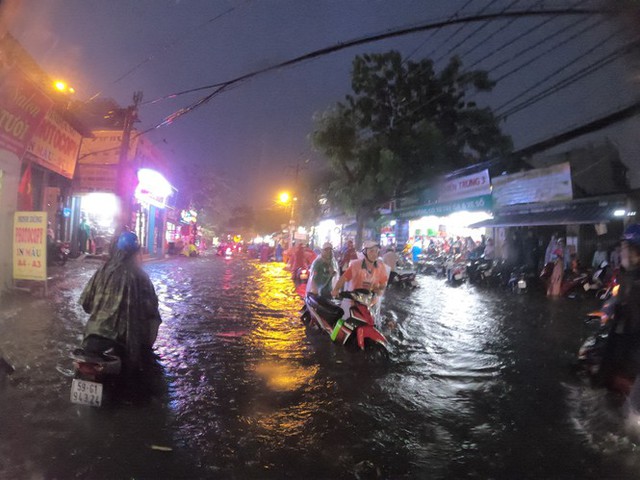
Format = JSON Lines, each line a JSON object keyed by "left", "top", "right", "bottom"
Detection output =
{"left": 70, "top": 378, "right": 103, "bottom": 407}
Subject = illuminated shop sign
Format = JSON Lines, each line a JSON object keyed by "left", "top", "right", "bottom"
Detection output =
{"left": 134, "top": 168, "right": 172, "bottom": 208}
{"left": 180, "top": 209, "right": 198, "bottom": 224}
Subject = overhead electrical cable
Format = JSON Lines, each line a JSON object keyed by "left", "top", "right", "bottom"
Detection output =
{"left": 498, "top": 39, "right": 640, "bottom": 119}
{"left": 494, "top": 29, "right": 620, "bottom": 114}
{"left": 404, "top": 0, "right": 476, "bottom": 63}
{"left": 143, "top": 6, "right": 604, "bottom": 109}
{"left": 388, "top": 14, "right": 600, "bottom": 129}
{"left": 110, "top": 5, "right": 238, "bottom": 86}
{"left": 434, "top": 0, "right": 506, "bottom": 64}
{"left": 466, "top": 0, "right": 586, "bottom": 69}
{"left": 459, "top": 0, "right": 545, "bottom": 60}
{"left": 493, "top": 16, "right": 605, "bottom": 82}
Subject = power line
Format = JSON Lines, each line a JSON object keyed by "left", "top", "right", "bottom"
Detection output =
{"left": 142, "top": 7, "right": 603, "bottom": 108}
{"left": 458, "top": 0, "right": 541, "bottom": 60}
{"left": 434, "top": 0, "right": 506, "bottom": 64}
{"left": 430, "top": 0, "right": 501, "bottom": 62}
{"left": 499, "top": 38, "right": 640, "bottom": 119}
{"left": 494, "top": 29, "right": 621, "bottom": 114}
{"left": 466, "top": 0, "right": 586, "bottom": 69}
{"left": 111, "top": 6, "right": 239, "bottom": 86}
{"left": 404, "top": 0, "right": 476, "bottom": 63}
{"left": 491, "top": 16, "right": 602, "bottom": 81}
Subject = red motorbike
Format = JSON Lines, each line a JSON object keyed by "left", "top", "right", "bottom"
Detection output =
{"left": 301, "top": 289, "right": 389, "bottom": 360}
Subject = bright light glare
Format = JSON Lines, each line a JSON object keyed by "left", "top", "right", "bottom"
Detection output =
{"left": 54, "top": 81, "right": 66, "bottom": 91}
{"left": 614, "top": 209, "right": 626, "bottom": 217}
{"left": 279, "top": 192, "right": 290, "bottom": 203}
{"left": 82, "top": 193, "right": 119, "bottom": 228}
{"left": 137, "top": 168, "right": 173, "bottom": 198}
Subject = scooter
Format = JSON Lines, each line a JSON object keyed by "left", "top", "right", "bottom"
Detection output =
{"left": 47, "top": 240, "right": 70, "bottom": 266}
{"left": 301, "top": 289, "right": 389, "bottom": 359}
{"left": 389, "top": 257, "right": 418, "bottom": 289}
{"left": 577, "top": 285, "right": 635, "bottom": 395}
{"left": 70, "top": 335, "right": 123, "bottom": 407}
{"left": 389, "top": 270, "right": 418, "bottom": 289}
{"left": 292, "top": 266, "right": 309, "bottom": 284}
{"left": 445, "top": 255, "right": 467, "bottom": 285}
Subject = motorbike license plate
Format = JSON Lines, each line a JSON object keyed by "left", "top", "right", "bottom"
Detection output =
{"left": 517, "top": 280, "right": 527, "bottom": 289}
{"left": 454, "top": 273, "right": 462, "bottom": 280}
{"left": 70, "top": 378, "right": 103, "bottom": 407}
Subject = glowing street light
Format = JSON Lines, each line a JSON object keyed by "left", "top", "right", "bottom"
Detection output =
{"left": 278, "top": 191, "right": 297, "bottom": 248}
{"left": 53, "top": 80, "right": 75, "bottom": 94}
{"left": 279, "top": 192, "right": 291, "bottom": 204}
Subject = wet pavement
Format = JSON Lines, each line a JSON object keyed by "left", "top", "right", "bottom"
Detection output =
{"left": 1, "top": 253, "right": 640, "bottom": 479}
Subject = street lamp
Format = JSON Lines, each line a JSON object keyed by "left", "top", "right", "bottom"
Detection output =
{"left": 53, "top": 80, "right": 75, "bottom": 94}
{"left": 278, "top": 191, "right": 297, "bottom": 248}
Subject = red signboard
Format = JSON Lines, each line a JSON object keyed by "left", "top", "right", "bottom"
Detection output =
{"left": 0, "top": 66, "right": 53, "bottom": 159}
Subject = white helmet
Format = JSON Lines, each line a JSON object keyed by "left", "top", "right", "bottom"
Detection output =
{"left": 362, "top": 240, "right": 380, "bottom": 250}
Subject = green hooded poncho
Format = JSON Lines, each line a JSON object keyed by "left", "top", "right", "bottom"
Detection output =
{"left": 79, "top": 250, "right": 161, "bottom": 369}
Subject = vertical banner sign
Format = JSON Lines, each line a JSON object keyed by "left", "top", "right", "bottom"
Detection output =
{"left": 13, "top": 211, "right": 47, "bottom": 281}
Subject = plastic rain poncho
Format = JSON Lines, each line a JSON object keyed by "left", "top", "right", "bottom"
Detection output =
{"left": 79, "top": 249, "right": 161, "bottom": 369}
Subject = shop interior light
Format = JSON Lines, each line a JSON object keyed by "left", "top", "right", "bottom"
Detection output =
{"left": 614, "top": 209, "right": 626, "bottom": 217}
{"left": 82, "top": 193, "right": 119, "bottom": 228}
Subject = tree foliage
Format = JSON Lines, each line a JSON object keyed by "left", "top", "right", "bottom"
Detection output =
{"left": 312, "top": 51, "right": 512, "bottom": 246}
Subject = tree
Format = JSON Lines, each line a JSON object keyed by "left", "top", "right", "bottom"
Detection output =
{"left": 312, "top": 51, "right": 512, "bottom": 247}
{"left": 174, "top": 168, "right": 238, "bottom": 239}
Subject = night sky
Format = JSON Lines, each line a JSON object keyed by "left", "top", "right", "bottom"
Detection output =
{"left": 8, "top": 0, "right": 638, "bottom": 206}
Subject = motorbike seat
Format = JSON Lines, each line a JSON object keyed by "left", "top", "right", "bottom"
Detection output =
{"left": 306, "top": 293, "right": 344, "bottom": 322}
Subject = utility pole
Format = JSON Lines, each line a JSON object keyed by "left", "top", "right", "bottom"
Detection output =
{"left": 116, "top": 91, "right": 143, "bottom": 230}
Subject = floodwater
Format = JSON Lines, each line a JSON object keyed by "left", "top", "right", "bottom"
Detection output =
{"left": 1, "top": 254, "right": 639, "bottom": 479}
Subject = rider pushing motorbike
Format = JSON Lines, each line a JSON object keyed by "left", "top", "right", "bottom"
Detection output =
{"left": 79, "top": 231, "right": 162, "bottom": 371}
{"left": 331, "top": 241, "right": 389, "bottom": 298}
{"left": 598, "top": 224, "right": 640, "bottom": 418}
{"left": 307, "top": 242, "right": 339, "bottom": 298}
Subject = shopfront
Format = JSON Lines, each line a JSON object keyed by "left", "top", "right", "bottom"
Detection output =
{"left": 389, "top": 169, "right": 494, "bottom": 251}
{"left": 468, "top": 163, "right": 630, "bottom": 265}
{"left": 133, "top": 168, "right": 173, "bottom": 257}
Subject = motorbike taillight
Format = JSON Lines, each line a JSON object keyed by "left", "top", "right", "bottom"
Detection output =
{"left": 75, "top": 361, "right": 104, "bottom": 377}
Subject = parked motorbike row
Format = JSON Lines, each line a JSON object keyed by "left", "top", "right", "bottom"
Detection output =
{"left": 414, "top": 251, "right": 618, "bottom": 299}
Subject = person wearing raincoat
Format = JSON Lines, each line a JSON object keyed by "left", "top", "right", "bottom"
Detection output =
{"left": 307, "top": 242, "right": 339, "bottom": 299}
{"left": 79, "top": 231, "right": 161, "bottom": 371}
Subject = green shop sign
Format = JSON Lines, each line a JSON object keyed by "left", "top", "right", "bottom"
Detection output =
{"left": 399, "top": 194, "right": 492, "bottom": 218}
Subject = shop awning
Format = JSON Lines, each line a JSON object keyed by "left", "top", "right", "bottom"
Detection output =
{"left": 469, "top": 197, "right": 628, "bottom": 228}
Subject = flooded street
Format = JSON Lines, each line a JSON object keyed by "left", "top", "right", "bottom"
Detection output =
{"left": 1, "top": 254, "right": 640, "bottom": 479}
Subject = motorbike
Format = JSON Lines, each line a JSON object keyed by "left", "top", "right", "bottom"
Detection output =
{"left": 540, "top": 262, "right": 590, "bottom": 298}
{"left": 389, "top": 257, "right": 418, "bottom": 289}
{"left": 577, "top": 285, "right": 635, "bottom": 395}
{"left": 388, "top": 270, "right": 418, "bottom": 289}
{"left": 70, "top": 335, "right": 123, "bottom": 407}
{"left": 292, "top": 266, "right": 310, "bottom": 284}
{"left": 445, "top": 255, "right": 467, "bottom": 285}
{"left": 70, "top": 334, "right": 162, "bottom": 407}
{"left": 507, "top": 265, "right": 538, "bottom": 294}
{"left": 416, "top": 253, "right": 446, "bottom": 276}
{"left": 301, "top": 289, "right": 389, "bottom": 360}
{"left": 466, "top": 256, "right": 495, "bottom": 286}
{"left": 47, "top": 240, "right": 70, "bottom": 266}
